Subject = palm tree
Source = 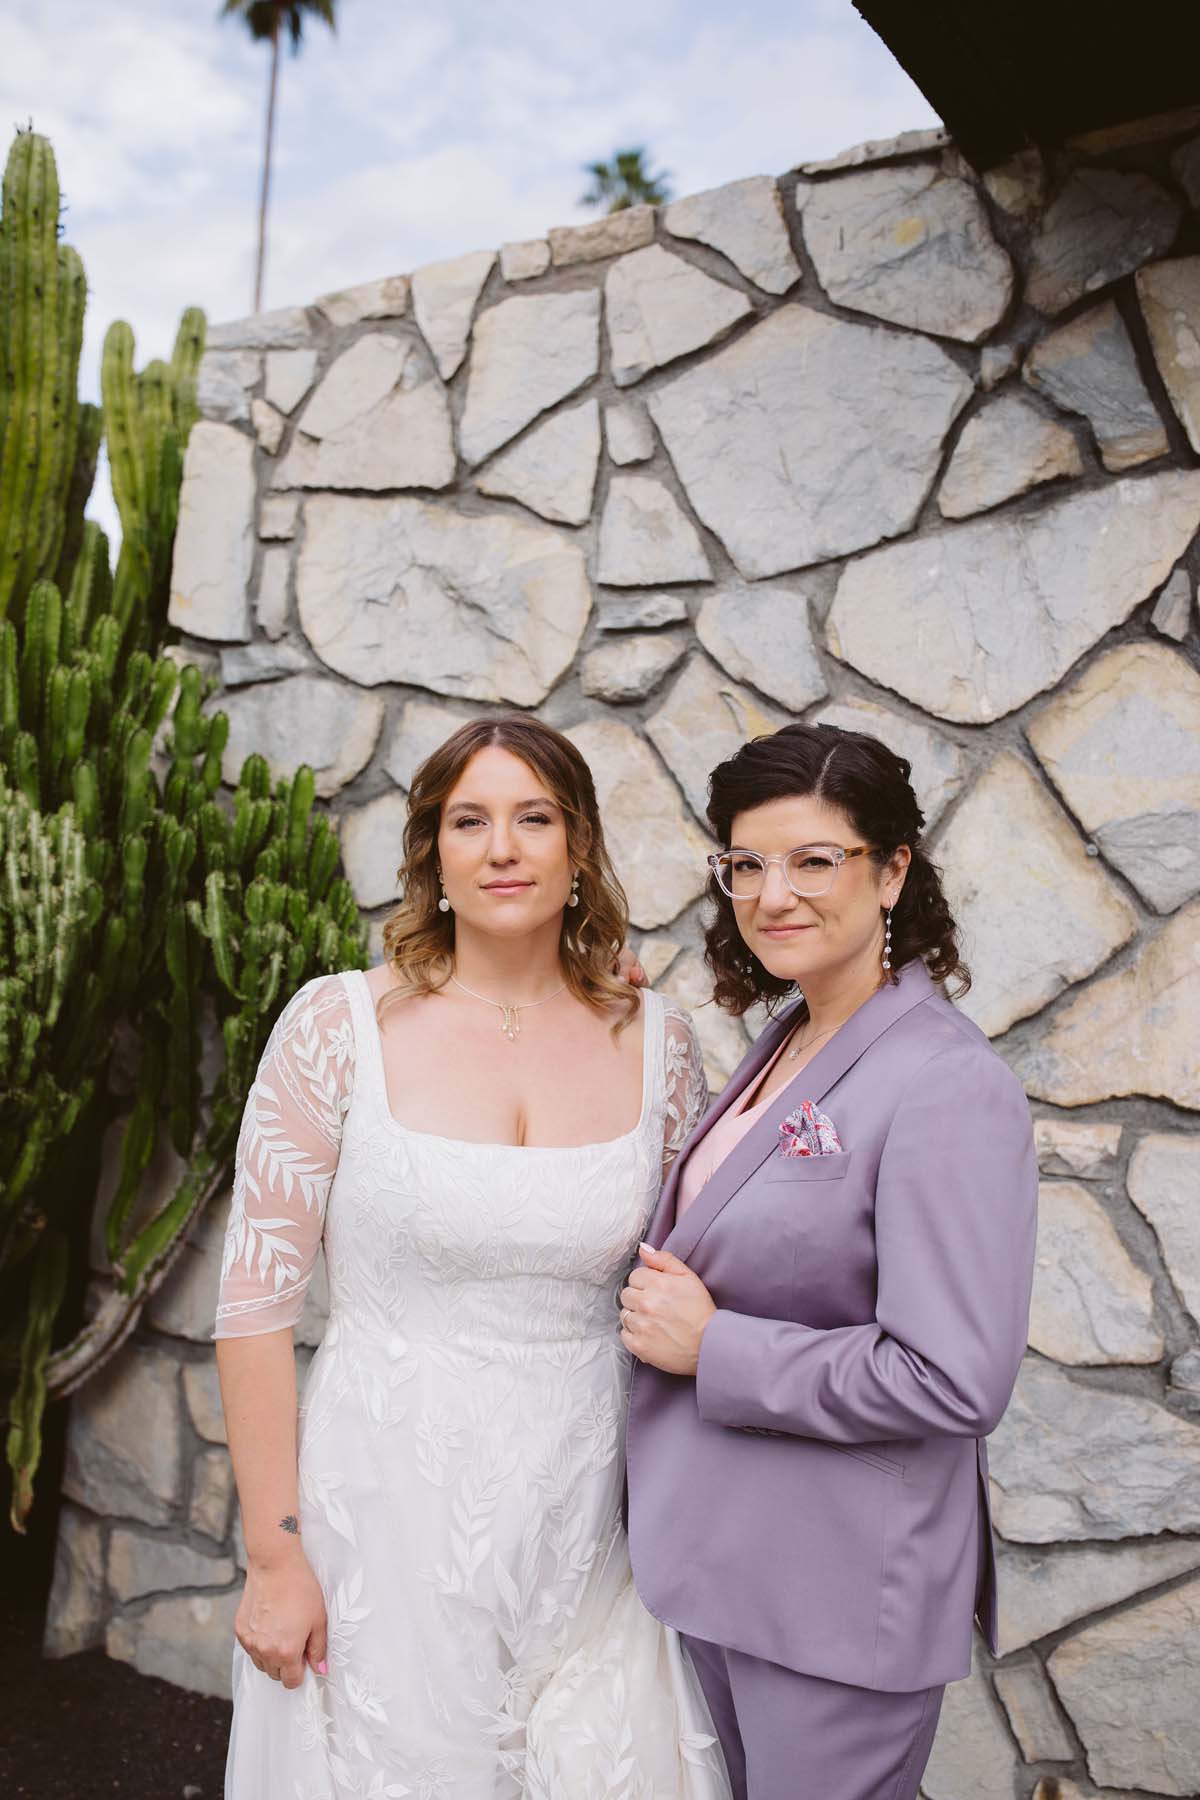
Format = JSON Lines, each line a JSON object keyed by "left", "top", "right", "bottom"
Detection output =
{"left": 221, "top": 1, "right": 338, "bottom": 313}
{"left": 579, "top": 147, "right": 673, "bottom": 214}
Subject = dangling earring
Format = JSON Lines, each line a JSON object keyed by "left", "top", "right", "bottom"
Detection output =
{"left": 437, "top": 871, "right": 451, "bottom": 915}
{"left": 567, "top": 873, "right": 580, "bottom": 908}
{"left": 882, "top": 905, "right": 893, "bottom": 974}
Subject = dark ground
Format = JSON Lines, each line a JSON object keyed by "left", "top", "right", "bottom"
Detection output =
{"left": 0, "top": 1598, "right": 232, "bottom": 1800}
{"left": 1, "top": 1411, "right": 231, "bottom": 1800}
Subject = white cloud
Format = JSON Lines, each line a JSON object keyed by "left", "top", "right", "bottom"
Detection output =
{"left": 1, "top": 0, "right": 937, "bottom": 540}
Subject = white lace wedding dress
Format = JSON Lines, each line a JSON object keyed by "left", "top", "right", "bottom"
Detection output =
{"left": 214, "top": 969, "right": 730, "bottom": 1800}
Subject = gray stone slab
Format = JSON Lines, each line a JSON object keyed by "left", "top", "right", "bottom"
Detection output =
{"left": 1025, "top": 169, "right": 1182, "bottom": 315}
{"left": 338, "top": 790, "right": 409, "bottom": 910}
{"left": 566, "top": 719, "right": 711, "bottom": 931}
{"left": 665, "top": 175, "right": 800, "bottom": 295}
{"left": 316, "top": 274, "right": 409, "bottom": 328}
{"left": 1048, "top": 1579, "right": 1200, "bottom": 1795}
{"left": 499, "top": 238, "right": 550, "bottom": 282}
{"left": 264, "top": 350, "right": 318, "bottom": 416}
{"left": 383, "top": 699, "right": 468, "bottom": 792}
{"left": 798, "top": 128, "right": 950, "bottom": 175}
{"left": 596, "top": 590, "right": 689, "bottom": 631}
{"left": 272, "top": 336, "right": 454, "bottom": 492}
{"left": 937, "top": 753, "right": 1135, "bottom": 1037}
{"left": 1127, "top": 1134, "right": 1200, "bottom": 1329}
{"left": 648, "top": 306, "right": 971, "bottom": 578}
{"left": 647, "top": 654, "right": 791, "bottom": 822}
{"left": 459, "top": 289, "right": 601, "bottom": 466}
{"left": 1013, "top": 901, "right": 1200, "bottom": 1112}
{"left": 297, "top": 495, "right": 590, "bottom": 705}
{"left": 63, "top": 1345, "right": 183, "bottom": 1528}
{"left": 207, "top": 306, "right": 312, "bottom": 351}
{"left": 1028, "top": 642, "right": 1200, "bottom": 914}
{"left": 606, "top": 244, "right": 752, "bottom": 388}
{"left": 695, "top": 582, "right": 827, "bottom": 712}
{"left": 43, "top": 1504, "right": 106, "bottom": 1657}
{"left": 827, "top": 470, "right": 1200, "bottom": 723}
{"left": 1032, "top": 1118, "right": 1121, "bottom": 1180}
{"left": 580, "top": 633, "right": 687, "bottom": 702}
{"left": 108, "top": 1528, "right": 234, "bottom": 1603}
{"left": 988, "top": 1356, "right": 1200, "bottom": 1541}
{"left": 196, "top": 350, "right": 259, "bottom": 424}
{"left": 993, "top": 1658, "right": 1075, "bottom": 1761}
{"left": 107, "top": 1588, "right": 241, "bottom": 1701}
{"left": 1028, "top": 1180, "right": 1161, "bottom": 1365}
{"left": 938, "top": 392, "right": 1082, "bottom": 519}
{"left": 476, "top": 400, "right": 600, "bottom": 525}
{"left": 1024, "top": 299, "right": 1169, "bottom": 471}
{"left": 169, "top": 422, "right": 256, "bottom": 642}
{"left": 410, "top": 248, "right": 495, "bottom": 380}
{"left": 796, "top": 163, "right": 1013, "bottom": 342}
{"left": 1137, "top": 256, "right": 1200, "bottom": 454}
{"left": 217, "top": 674, "right": 384, "bottom": 798}
{"left": 548, "top": 206, "right": 654, "bottom": 267}
{"left": 596, "top": 474, "right": 711, "bottom": 587}
{"left": 1151, "top": 566, "right": 1193, "bottom": 642}
{"left": 995, "top": 1538, "right": 1200, "bottom": 1653}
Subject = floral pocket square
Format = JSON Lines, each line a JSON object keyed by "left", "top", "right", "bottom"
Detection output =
{"left": 779, "top": 1101, "right": 843, "bottom": 1158}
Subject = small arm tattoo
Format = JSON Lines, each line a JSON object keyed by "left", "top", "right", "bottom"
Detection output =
{"left": 279, "top": 1514, "right": 300, "bottom": 1536}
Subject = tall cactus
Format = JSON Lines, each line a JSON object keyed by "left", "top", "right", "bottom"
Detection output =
{"left": 0, "top": 128, "right": 368, "bottom": 1528}
{"left": 0, "top": 130, "right": 89, "bottom": 618}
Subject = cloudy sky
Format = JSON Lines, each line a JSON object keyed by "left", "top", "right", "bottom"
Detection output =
{"left": 3, "top": 0, "right": 937, "bottom": 535}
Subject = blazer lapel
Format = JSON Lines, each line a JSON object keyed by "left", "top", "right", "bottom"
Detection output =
{"left": 645, "top": 1001, "right": 802, "bottom": 1249}
{"left": 664, "top": 960, "right": 936, "bottom": 1265}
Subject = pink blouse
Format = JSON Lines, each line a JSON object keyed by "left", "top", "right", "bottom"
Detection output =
{"left": 677, "top": 1031, "right": 793, "bottom": 1217}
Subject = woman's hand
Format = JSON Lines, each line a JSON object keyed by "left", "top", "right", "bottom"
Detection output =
{"left": 619, "top": 1243, "right": 716, "bottom": 1376}
{"left": 614, "top": 945, "right": 647, "bottom": 987}
{"left": 236, "top": 1543, "right": 328, "bottom": 1689}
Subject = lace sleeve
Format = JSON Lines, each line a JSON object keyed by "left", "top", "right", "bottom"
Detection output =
{"left": 213, "top": 973, "right": 355, "bottom": 1338}
{"left": 660, "top": 999, "right": 708, "bottom": 1186}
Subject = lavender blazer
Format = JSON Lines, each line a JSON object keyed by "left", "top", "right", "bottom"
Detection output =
{"left": 626, "top": 958, "right": 1037, "bottom": 1692}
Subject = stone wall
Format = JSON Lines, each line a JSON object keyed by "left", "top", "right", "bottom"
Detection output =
{"left": 46, "top": 121, "right": 1200, "bottom": 1796}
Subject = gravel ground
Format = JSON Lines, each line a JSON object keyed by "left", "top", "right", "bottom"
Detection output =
{"left": 0, "top": 1599, "right": 232, "bottom": 1800}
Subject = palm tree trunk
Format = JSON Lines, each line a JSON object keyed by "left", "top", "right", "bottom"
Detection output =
{"left": 253, "top": 18, "right": 281, "bottom": 313}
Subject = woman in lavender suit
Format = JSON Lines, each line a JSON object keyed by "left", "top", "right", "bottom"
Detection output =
{"left": 620, "top": 722, "right": 1037, "bottom": 1800}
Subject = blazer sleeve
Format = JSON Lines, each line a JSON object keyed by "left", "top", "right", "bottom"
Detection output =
{"left": 695, "top": 1041, "right": 1037, "bottom": 1442}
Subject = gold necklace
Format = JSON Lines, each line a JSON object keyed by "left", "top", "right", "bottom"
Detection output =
{"left": 786, "top": 1020, "right": 841, "bottom": 1061}
{"left": 449, "top": 973, "right": 566, "bottom": 1043}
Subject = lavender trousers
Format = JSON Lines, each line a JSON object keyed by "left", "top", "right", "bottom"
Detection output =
{"left": 682, "top": 1634, "right": 944, "bottom": 1800}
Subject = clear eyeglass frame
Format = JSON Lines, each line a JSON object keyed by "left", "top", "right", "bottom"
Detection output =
{"left": 707, "top": 844, "right": 876, "bottom": 901}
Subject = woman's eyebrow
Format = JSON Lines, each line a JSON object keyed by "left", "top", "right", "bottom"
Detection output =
{"left": 444, "top": 796, "right": 559, "bottom": 816}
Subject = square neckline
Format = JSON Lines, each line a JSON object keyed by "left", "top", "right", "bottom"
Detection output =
{"left": 346, "top": 969, "right": 660, "bottom": 1153}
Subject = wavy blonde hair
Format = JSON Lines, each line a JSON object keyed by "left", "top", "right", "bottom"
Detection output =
{"left": 380, "top": 716, "right": 637, "bottom": 1028}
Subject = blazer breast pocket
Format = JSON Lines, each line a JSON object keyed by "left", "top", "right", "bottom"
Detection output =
{"left": 764, "top": 1149, "right": 855, "bottom": 1184}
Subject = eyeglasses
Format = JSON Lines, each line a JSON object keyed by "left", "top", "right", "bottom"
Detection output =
{"left": 707, "top": 844, "right": 876, "bottom": 901}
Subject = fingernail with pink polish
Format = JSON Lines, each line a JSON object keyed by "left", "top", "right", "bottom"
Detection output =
{"left": 317, "top": 1659, "right": 328, "bottom": 1675}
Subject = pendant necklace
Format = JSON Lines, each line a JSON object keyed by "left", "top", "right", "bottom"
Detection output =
{"left": 449, "top": 973, "right": 566, "bottom": 1043}
{"left": 786, "top": 1020, "right": 841, "bottom": 1062}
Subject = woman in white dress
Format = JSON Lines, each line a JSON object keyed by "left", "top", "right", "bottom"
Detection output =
{"left": 214, "top": 716, "right": 730, "bottom": 1800}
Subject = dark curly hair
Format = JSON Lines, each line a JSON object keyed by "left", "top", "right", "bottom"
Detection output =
{"left": 703, "top": 721, "right": 970, "bottom": 1016}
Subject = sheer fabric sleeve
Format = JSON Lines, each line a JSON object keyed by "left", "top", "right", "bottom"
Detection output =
{"left": 213, "top": 972, "right": 355, "bottom": 1339}
{"left": 660, "top": 1000, "right": 708, "bottom": 1186}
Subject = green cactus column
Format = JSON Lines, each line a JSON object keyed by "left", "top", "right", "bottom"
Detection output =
{"left": 0, "top": 130, "right": 88, "bottom": 620}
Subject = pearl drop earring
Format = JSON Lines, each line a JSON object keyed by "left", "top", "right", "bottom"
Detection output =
{"left": 882, "top": 905, "right": 893, "bottom": 974}
{"left": 437, "top": 873, "right": 451, "bottom": 915}
{"left": 567, "top": 874, "right": 580, "bottom": 908}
